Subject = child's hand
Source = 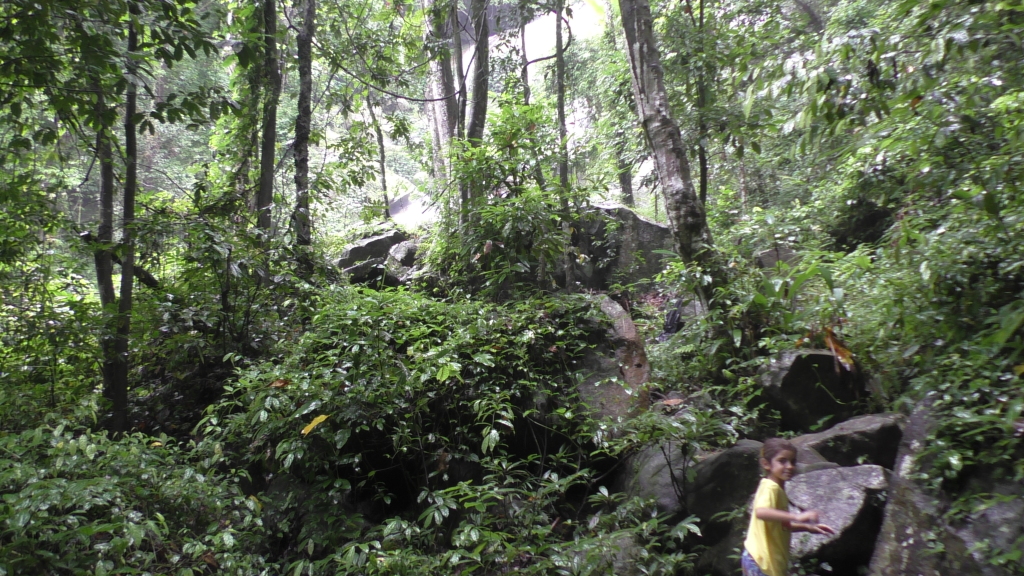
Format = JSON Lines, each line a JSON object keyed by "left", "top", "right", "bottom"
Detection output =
{"left": 809, "top": 523, "right": 836, "bottom": 535}
{"left": 795, "top": 510, "right": 820, "bottom": 524}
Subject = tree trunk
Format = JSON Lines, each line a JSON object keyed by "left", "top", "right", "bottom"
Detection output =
{"left": 257, "top": 0, "right": 281, "bottom": 234}
{"left": 555, "top": 0, "right": 574, "bottom": 289}
{"left": 617, "top": 140, "right": 634, "bottom": 206}
{"left": 460, "top": 0, "right": 489, "bottom": 220}
{"left": 107, "top": 11, "right": 140, "bottom": 435}
{"left": 424, "top": 0, "right": 457, "bottom": 181}
{"left": 293, "top": 0, "right": 314, "bottom": 274}
{"left": 618, "top": 0, "right": 713, "bottom": 267}
{"left": 367, "top": 101, "right": 391, "bottom": 220}
{"left": 465, "top": 0, "right": 488, "bottom": 145}
{"left": 93, "top": 100, "right": 121, "bottom": 433}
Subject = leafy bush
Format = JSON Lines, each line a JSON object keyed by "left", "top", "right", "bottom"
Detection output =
{"left": 0, "top": 423, "right": 267, "bottom": 575}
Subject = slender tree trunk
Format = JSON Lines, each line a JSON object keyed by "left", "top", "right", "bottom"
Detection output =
{"left": 617, "top": 140, "right": 634, "bottom": 206}
{"left": 293, "top": 0, "right": 314, "bottom": 275}
{"left": 696, "top": 0, "right": 709, "bottom": 207}
{"left": 452, "top": 4, "right": 466, "bottom": 139}
{"left": 93, "top": 102, "right": 120, "bottom": 431}
{"left": 465, "top": 0, "right": 489, "bottom": 145}
{"left": 367, "top": 101, "right": 391, "bottom": 220}
{"left": 107, "top": 9, "right": 141, "bottom": 435}
{"left": 424, "top": 0, "right": 456, "bottom": 181}
{"left": 555, "top": 0, "right": 574, "bottom": 289}
{"left": 618, "top": 0, "right": 713, "bottom": 267}
{"left": 257, "top": 0, "right": 281, "bottom": 234}
{"left": 461, "top": 0, "right": 489, "bottom": 220}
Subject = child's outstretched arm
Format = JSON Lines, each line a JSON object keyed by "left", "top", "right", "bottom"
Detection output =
{"left": 754, "top": 508, "right": 836, "bottom": 535}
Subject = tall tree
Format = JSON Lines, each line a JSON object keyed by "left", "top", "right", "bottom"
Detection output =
{"left": 257, "top": 0, "right": 281, "bottom": 234}
{"left": 108, "top": 3, "right": 142, "bottom": 435}
{"left": 293, "top": 0, "right": 315, "bottom": 274}
{"left": 461, "top": 0, "right": 490, "bottom": 219}
{"left": 618, "top": 0, "right": 713, "bottom": 268}
{"left": 554, "top": 0, "right": 574, "bottom": 288}
{"left": 424, "top": 0, "right": 457, "bottom": 181}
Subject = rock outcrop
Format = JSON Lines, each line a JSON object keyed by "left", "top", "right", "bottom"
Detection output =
{"left": 576, "top": 295, "right": 650, "bottom": 428}
{"left": 792, "top": 413, "right": 904, "bottom": 469}
{"left": 759, "top": 349, "right": 866, "bottom": 432}
{"left": 868, "top": 397, "right": 1023, "bottom": 576}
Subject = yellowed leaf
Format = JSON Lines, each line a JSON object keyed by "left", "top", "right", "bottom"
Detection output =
{"left": 301, "top": 414, "right": 330, "bottom": 436}
{"left": 149, "top": 441, "right": 163, "bottom": 448}
{"left": 1013, "top": 364, "right": 1024, "bottom": 377}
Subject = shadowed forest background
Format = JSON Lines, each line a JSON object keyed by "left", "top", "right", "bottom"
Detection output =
{"left": 1, "top": 0, "right": 1023, "bottom": 574}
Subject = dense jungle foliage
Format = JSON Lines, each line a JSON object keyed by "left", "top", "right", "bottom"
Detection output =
{"left": 1, "top": 0, "right": 1022, "bottom": 573}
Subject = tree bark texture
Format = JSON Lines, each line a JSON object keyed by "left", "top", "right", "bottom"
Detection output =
{"left": 465, "top": 0, "right": 488, "bottom": 146}
{"left": 460, "top": 0, "right": 489, "bottom": 219}
{"left": 107, "top": 11, "right": 140, "bottom": 435}
{"left": 424, "top": 0, "right": 456, "bottom": 181}
{"left": 293, "top": 0, "right": 314, "bottom": 265}
{"left": 93, "top": 112, "right": 120, "bottom": 432}
{"left": 555, "top": 0, "right": 574, "bottom": 289}
{"left": 257, "top": 0, "right": 281, "bottom": 233}
{"left": 367, "top": 102, "right": 391, "bottom": 219}
{"left": 618, "top": 0, "right": 713, "bottom": 265}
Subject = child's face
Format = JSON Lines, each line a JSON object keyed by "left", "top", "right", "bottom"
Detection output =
{"left": 762, "top": 449, "right": 797, "bottom": 484}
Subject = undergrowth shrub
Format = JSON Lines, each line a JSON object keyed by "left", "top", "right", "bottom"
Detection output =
{"left": 0, "top": 422, "right": 266, "bottom": 575}
{"left": 200, "top": 286, "right": 697, "bottom": 574}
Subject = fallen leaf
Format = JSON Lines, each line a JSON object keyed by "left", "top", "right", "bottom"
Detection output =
{"left": 202, "top": 551, "right": 219, "bottom": 569}
{"left": 301, "top": 414, "right": 330, "bottom": 436}
{"left": 659, "top": 398, "right": 685, "bottom": 407}
{"left": 269, "top": 379, "right": 290, "bottom": 388}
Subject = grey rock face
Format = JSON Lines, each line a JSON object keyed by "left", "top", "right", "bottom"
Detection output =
{"left": 755, "top": 245, "right": 798, "bottom": 269}
{"left": 576, "top": 295, "right": 649, "bottom": 427}
{"left": 578, "top": 203, "right": 674, "bottom": 289}
{"left": 619, "top": 441, "right": 691, "bottom": 517}
{"left": 760, "top": 349, "right": 866, "bottom": 432}
{"left": 336, "top": 230, "right": 408, "bottom": 269}
{"left": 685, "top": 440, "right": 765, "bottom": 543}
{"left": 792, "top": 413, "right": 905, "bottom": 469}
{"left": 788, "top": 465, "right": 890, "bottom": 575}
{"left": 869, "top": 398, "right": 1020, "bottom": 576}
{"left": 387, "top": 239, "right": 419, "bottom": 267}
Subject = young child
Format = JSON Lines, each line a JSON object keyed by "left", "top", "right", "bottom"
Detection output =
{"left": 741, "top": 438, "right": 835, "bottom": 576}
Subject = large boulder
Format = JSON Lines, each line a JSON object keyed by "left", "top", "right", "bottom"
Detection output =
{"left": 576, "top": 295, "right": 650, "bottom": 427}
{"left": 577, "top": 203, "right": 674, "bottom": 289}
{"left": 869, "top": 398, "right": 1023, "bottom": 576}
{"left": 619, "top": 441, "right": 694, "bottom": 518}
{"left": 755, "top": 245, "right": 798, "bottom": 269}
{"left": 792, "top": 413, "right": 905, "bottom": 469}
{"left": 788, "top": 465, "right": 890, "bottom": 575}
{"left": 759, "top": 349, "right": 866, "bottom": 432}
{"left": 336, "top": 230, "right": 408, "bottom": 269}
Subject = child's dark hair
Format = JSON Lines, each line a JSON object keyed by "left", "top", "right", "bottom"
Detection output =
{"left": 761, "top": 438, "right": 797, "bottom": 462}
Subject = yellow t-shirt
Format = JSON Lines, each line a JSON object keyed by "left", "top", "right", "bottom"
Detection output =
{"left": 743, "top": 478, "right": 791, "bottom": 576}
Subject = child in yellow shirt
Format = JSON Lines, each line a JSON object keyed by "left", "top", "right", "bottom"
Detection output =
{"left": 741, "top": 438, "right": 835, "bottom": 576}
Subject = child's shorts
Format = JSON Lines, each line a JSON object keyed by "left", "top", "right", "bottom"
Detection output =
{"left": 741, "top": 549, "right": 769, "bottom": 576}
